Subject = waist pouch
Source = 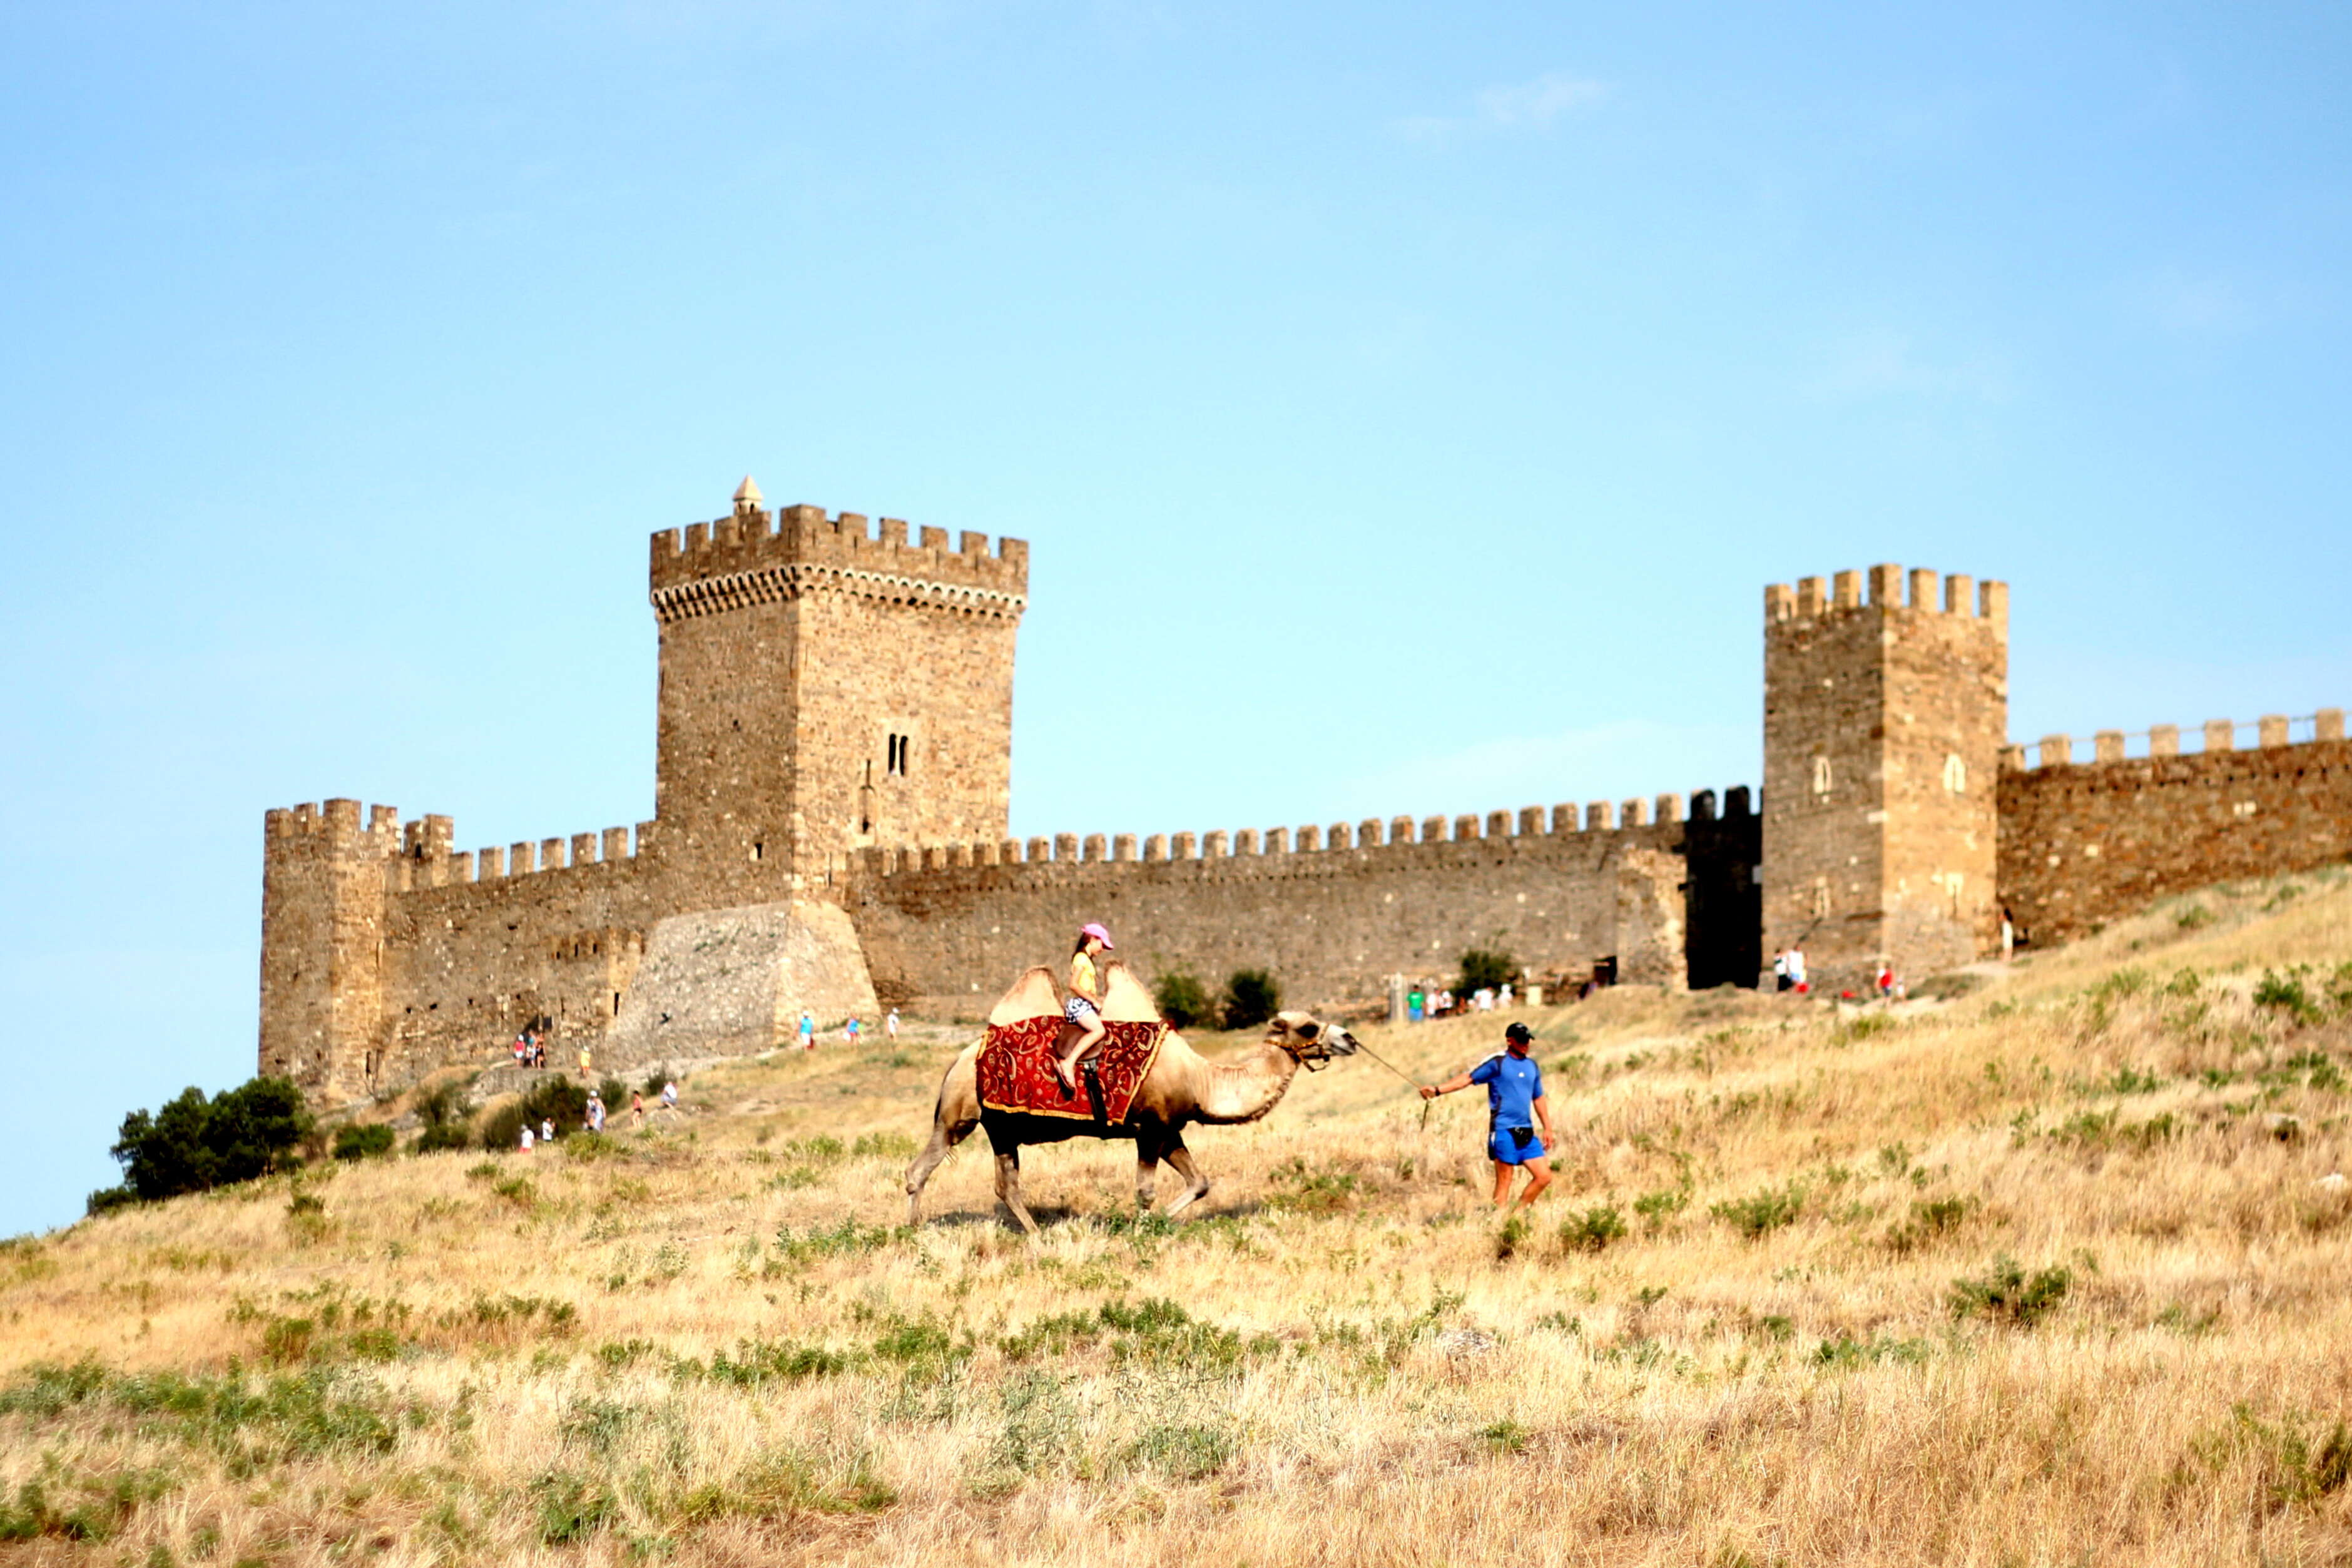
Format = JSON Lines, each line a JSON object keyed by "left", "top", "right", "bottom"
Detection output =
{"left": 1508, "top": 1126, "right": 1535, "bottom": 1150}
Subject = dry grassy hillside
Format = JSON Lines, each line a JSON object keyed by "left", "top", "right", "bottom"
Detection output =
{"left": 8, "top": 872, "right": 2352, "bottom": 1565}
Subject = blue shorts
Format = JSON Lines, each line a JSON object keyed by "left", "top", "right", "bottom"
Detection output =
{"left": 1489, "top": 1126, "right": 1543, "bottom": 1165}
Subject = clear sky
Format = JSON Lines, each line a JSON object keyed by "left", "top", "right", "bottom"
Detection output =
{"left": 4, "top": 3, "right": 2349, "bottom": 1237}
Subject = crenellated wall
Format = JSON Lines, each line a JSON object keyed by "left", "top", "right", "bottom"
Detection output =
{"left": 1998, "top": 708, "right": 2352, "bottom": 947}
{"left": 262, "top": 801, "right": 673, "bottom": 1101}
{"left": 264, "top": 474, "right": 2352, "bottom": 1112}
{"left": 842, "top": 788, "right": 1760, "bottom": 1017}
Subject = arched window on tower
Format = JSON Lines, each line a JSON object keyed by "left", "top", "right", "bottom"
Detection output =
{"left": 1943, "top": 753, "right": 1968, "bottom": 794}
{"left": 1811, "top": 756, "right": 1832, "bottom": 797}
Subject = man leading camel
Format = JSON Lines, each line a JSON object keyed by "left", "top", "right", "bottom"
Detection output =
{"left": 1421, "top": 1021, "right": 1554, "bottom": 1213}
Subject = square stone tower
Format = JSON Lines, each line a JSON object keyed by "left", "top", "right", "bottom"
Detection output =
{"left": 647, "top": 480, "right": 1029, "bottom": 902}
{"left": 1761, "top": 564, "right": 2007, "bottom": 993}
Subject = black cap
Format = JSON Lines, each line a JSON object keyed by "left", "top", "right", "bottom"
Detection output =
{"left": 1504, "top": 1022, "right": 1533, "bottom": 1045}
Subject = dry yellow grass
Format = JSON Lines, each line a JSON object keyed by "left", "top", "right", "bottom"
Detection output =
{"left": 8, "top": 870, "right": 2352, "bottom": 1564}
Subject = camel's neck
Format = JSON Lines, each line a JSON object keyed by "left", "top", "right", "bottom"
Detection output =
{"left": 1192, "top": 1042, "right": 1301, "bottom": 1124}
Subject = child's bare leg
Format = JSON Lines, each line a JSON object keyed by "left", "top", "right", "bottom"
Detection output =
{"left": 1057, "top": 1014, "right": 1106, "bottom": 1087}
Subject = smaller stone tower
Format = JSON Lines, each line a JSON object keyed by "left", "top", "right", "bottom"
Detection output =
{"left": 1761, "top": 564, "right": 2007, "bottom": 992}
{"left": 258, "top": 798, "right": 398, "bottom": 1101}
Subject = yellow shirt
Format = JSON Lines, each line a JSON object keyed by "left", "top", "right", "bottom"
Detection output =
{"left": 1070, "top": 952, "right": 1099, "bottom": 1000}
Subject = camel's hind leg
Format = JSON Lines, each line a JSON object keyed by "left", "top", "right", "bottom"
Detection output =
{"left": 1160, "top": 1136, "right": 1212, "bottom": 1219}
{"left": 994, "top": 1146, "right": 1041, "bottom": 1236}
{"left": 904, "top": 1112, "right": 977, "bottom": 1227}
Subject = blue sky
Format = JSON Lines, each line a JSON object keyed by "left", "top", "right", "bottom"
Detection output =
{"left": 4, "top": 3, "right": 2349, "bottom": 1235}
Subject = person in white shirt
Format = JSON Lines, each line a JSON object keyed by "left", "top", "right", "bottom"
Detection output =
{"left": 885, "top": 1008, "right": 900, "bottom": 1041}
{"left": 539, "top": 1118, "right": 553, "bottom": 1145}
{"left": 661, "top": 1079, "right": 678, "bottom": 1111}
{"left": 519, "top": 1125, "right": 534, "bottom": 1153}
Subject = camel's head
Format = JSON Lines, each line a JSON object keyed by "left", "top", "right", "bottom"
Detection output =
{"left": 1263, "top": 1011, "right": 1360, "bottom": 1071}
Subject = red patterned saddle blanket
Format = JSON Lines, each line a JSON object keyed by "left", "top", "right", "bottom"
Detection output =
{"left": 976, "top": 1014, "right": 1168, "bottom": 1123}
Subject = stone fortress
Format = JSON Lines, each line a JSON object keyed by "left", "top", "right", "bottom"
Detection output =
{"left": 260, "top": 480, "right": 2352, "bottom": 1107}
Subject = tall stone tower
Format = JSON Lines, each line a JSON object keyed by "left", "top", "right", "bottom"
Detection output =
{"left": 646, "top": 479, "right": 1029, "bottom": 902}
{"left": 258, "top": 798, "right": 400, "bottom": 1101}
{"left": 1761, "top": 564, "right": 2007, "bottom": 992}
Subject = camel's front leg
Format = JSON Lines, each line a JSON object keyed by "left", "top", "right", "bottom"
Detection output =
{"left": 1134, "top": 1143, "right": 1162, "bottom": 1213}
{"left": 1160, "top": 1137, "right": 1212, "bottom": 1219}
{"left": 995, "top": 1146, "right": 1041, "bottom": 1235}
{"left": 904, "top": 1113, "right": 975, "bottom": 1227}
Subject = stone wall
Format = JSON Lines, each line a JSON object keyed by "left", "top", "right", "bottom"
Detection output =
{"left": 843, "top": 792, "right": 1759, "bottom": 1019}
{"left": 1997, "top": 712, "right": 2352, "bottom": 947}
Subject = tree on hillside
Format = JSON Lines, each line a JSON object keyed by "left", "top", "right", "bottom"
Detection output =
{"left": 89, "top": 1076, "right": 313, "bottom": 1212}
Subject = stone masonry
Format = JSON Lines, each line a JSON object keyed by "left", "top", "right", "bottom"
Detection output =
{"left": 258, "top": 481, "right": 2352, "bottom": 1109}
{"left": 1762, "top": 566, "right": 2007, "bottom": 995}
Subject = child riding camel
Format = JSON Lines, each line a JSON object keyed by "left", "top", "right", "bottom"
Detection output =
{"left": 1055, "top": 923, "right": 1113, "bottom": 1092}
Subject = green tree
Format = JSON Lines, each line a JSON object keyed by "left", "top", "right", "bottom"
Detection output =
{"left": 1153, "top": 971, "right": 1214, "bottom": 1029}
{"left": 1457, "top": 946, "right": 1519, "bottom": 995}
{"left": 1222, "top": 969, "right": 1283, "bottom": 1031}
{"left": 96, "top": 1076, "right": 313, "bottom": 1209}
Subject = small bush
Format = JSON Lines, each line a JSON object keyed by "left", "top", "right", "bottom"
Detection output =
{"left": 1711, "top": 1182, "right": 1805, "bottom": 1240}
{"left": 1267, "top": 1157, "right": 1359, "bottom": 1214}
{"left": 1885, "top": 1196, "right": 1978, "bottom": 1255}
{"left": 1222, "top": 969, "right": 1283, "bottom": 1031}
{"left": 332, "top": 1124, "right": 395, "bottom": 1162}
{"left": 1633, "top": 1187, "right": 1690, "bottom": 1228}
{"left": 1128, "top": 1422, "right": 1236, "bottom": 1478}
{"left": 2256, "top": 970, "right": 2324, "bottom": 1026}
{"left": 1153, "top": 971, "right": 1214, "bottom": 1029}
{"left": 1456, "top": 946, "right": 1519, "bottom": 996}
{"left": 1913, "top": 971, "right": 1985, "bottom": 1002}
{"left": 1562, "top": 1205, "right": 1627, "bottom": 1253}
{"left": 414, "top": 1123, "right": 473, "bottom": 1155}
{"left": 2174, "top": 902, "right": 2215, "bottom": 930}
{"left": 1949, "top": 1255, "right": 2072, "bottom": 1327}
{"left": 532, "top": 1472, "right": 616, "bottom": 1545}
{"left": 84, "top": 1186, "right": 140, "bottom": 1216}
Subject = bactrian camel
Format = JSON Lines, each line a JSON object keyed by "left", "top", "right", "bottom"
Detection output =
{"left": 904, "top": 961, "right": 1359, "bottom": 1233}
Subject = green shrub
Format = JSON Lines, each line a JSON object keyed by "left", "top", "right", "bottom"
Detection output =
{"left": 1456, "top": 946, "right": 1519, "bottom": 995}
{"left": 1711, "top": 1182, "right": 1805, "bottom": 1240}
{"left": 2256, "top": 969, "right": 2324, "bottom": 1025}
{"left": 1562, "top": 1205, "right": 1627, "bottom": 1252}
{"left": 414, "top": 1123, "right": 473, "bottom": 1155}
{"left": 1633, "top": 1187, "right": 1690, "bottom": 1228}
{"left": 1913, "top": 971, "right": 1985, "bottom": 1002}
{"left": 1153, "top": 971, "right": 1214, "bottom": 1029}
{"left": 84, "top": 1186, "right": 140, "bottom": 1217}
{"left": 332, "top": 1124, "right": 395, "bottom": 1162}
{"left": 532, "top": 1472, "right": 616, "bottom": 1545}
{"left": 1266, "top": 1156, "right": 1359, "bottom": 1214}
{"left": 99, "top": 1076, "right": 312, "bottom": 1207}
{"left": 1949, "top": 1255, "right": 2072, "bottom": 1327}
{"left": 1128, "top": 1421, "right": 1236, "bottom": 1478}
{"left": 1885, "top": 1196, "right": 1978, "bottom": 1255}
{"left": 1222, "top": 969, "right": 1282, "bottom": 1031}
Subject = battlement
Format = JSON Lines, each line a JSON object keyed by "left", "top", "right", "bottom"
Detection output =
{"left": 1764, "top": 564, "right": 2007, "bottom": 631}
{"left": 858, "top": 785, "right": 1753, "bottom": 880}
{"left": 648, "top": 486, "right": 1029, "bottom": 624}
{"left": 2002, "top": 708, "right": 2348, "bottom": 771}
{"left": 265, "top": 802, "right": 658, "bottom": 892}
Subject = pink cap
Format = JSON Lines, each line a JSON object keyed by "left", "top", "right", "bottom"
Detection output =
{"left": 1079, "top": 922, "right": 1114, "bottom": 949}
